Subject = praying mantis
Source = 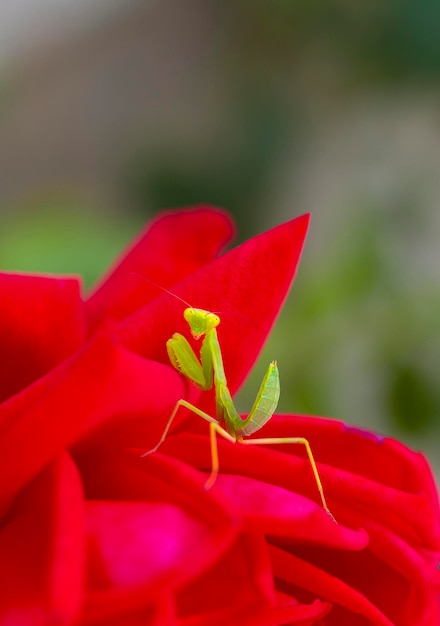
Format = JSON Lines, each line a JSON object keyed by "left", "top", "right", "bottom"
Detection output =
{"left": 140, "top": 285, "right": 336, "bottom": 522}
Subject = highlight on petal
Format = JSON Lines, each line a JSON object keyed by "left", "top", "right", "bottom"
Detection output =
{"left": 85, "top": 206, "right": 235, "bottom": 331}
{"left": 0, "top": 273, "right": 85, "bottom": 403}
{"left": 212, "top": 473, "right": 368, "bottom": 550}
{"left": 86, "top": 501, "right": 218, "bottom": 588}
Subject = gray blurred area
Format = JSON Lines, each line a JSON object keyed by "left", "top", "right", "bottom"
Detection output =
{"left": 0, "top": 0, "right": 439, "bottom": 476}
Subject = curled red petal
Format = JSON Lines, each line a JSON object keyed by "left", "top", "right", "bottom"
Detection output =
{"left": 177, "top": 532, "right": 330, "bottom": 626}
{"left": 354, "top": 519, "right": 440, "bottom": 625}
{"left": 85, "top": 206, "right": 235, "bottom": 331}
{"left": 0, "top": 273, "right": 85, "bottom": 403}
{"left": 270, "top": 545, "right": 395, "bottom": 626}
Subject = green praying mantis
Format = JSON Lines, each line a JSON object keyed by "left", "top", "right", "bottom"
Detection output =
{"left": 141, "top": 285, "right": 335, "bottom": 522}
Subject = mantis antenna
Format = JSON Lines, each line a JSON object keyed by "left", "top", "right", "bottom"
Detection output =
{"left": 131, "top": 272, "right": 193, "bottom": 308}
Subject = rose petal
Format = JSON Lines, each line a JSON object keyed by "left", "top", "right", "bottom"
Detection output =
{"left": 0, "top": 330, "right": 185, "bottom": 514}
{"left": 153, "top": 424, "right": 440, "bottom": 624}
{"left": 73, "top": 451, "right": 237, "bottom": 623}
{"left": 0, "top": 453, "right": 84, "bottom": 625}
{"left": 86, "top": 500, "right": 218, "bottom": 589}
{"left": 0, "top": 273, "right": 84, "bottom": 403}
{"left": 270, "top": 545, "right": 395, "bottom": 626}
{"left": 153, "top": 430, "right": 343, "bottom": 519}
{"left": 75, "top": 449, "right": 237, "bottom": 552}
{"left": 166, "top": 425, "right": 440, "bottom": 553}
{"left": 254, "top": 415, "right": 440, "bottom": 549}
{"left": 345, "top": 517, "right": 440, "bottom": 625}
{"left": 213, "top": 473, "right": 368, "bottom": 550}
{"left": 177, "top": 532, "right": 332, "bottom": 625}
{"left": 179, "top": 597, "right": 331, "bottom": 626}
{"left": 86, "top": 206, "right": 235, "bottom": 331}
{"left": 78, "top": 597, "right": 175, "bottom": 626}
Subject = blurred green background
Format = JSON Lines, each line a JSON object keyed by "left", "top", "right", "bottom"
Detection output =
{"left": 0, "top": 0, "right": 439, "bottom": 477}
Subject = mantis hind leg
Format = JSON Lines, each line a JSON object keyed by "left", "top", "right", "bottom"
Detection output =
{"left": 238, "top": 435, "right": 336, "bottom": 522}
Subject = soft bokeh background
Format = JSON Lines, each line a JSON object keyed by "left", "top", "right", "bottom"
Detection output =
{"left": 1, "top": 0, "right": 439, "bottom": 477}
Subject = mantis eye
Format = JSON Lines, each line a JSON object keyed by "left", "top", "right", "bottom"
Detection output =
{"left": 206, "top": 313, "right": 220, "bottom": 330}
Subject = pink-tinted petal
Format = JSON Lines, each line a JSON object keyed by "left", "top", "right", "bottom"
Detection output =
{"left": 85, "top": 206, "right": 235, "bottom": 331}
{"left": 0, "top": 273, "right": 85, "bottom": 403}
{"left": 85, "top": 501, "right": 218, "bottom": 596}
{"left": 118, "top": 213, "right": 310, "bottom": 399}
{"left": 73, "top": 451, "right": 237, "bottom": 623}
{"left": 213, "top": 474, "right": 368, "bottom": 550}
{"left": 152, "top": 429, "right": 343, "bottom": 519}
{"left": 0, "top": 330, "right": 185, "bottom": 514}
{"left": 0, "top": 453, "right": 84, "bottom": 626}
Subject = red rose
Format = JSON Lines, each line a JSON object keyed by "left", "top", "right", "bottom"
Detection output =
{"left": 0, "top": 206, "right": 439, "bottom": 625}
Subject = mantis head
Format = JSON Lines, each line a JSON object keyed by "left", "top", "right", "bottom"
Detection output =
{"left": 184, "top": 308, "right": 220, "bottom": 339}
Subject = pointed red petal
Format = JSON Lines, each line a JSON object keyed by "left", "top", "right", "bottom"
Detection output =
{"left": 118, "top": 213, "right": 310, "bottom": 395}
{"left": 85, "top": 206, "right": 234, "bottom": 331}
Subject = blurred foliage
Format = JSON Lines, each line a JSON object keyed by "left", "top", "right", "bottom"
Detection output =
{"left": 387, "top": 361, "right": 438, "bottom": 433}
{"left": 0, "top": 194, "right": 142, "bottom": 291}
{"left": 224, "top": 0, "right": 440, "bottom": 82}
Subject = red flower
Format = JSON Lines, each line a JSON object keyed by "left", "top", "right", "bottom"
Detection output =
{"left": 0, "top": 206, "right": 439, "bottom": 625}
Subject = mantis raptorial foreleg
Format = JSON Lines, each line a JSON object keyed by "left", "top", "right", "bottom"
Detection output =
{"left": 142, "top": 305, "right": 336, "bottom": 522}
